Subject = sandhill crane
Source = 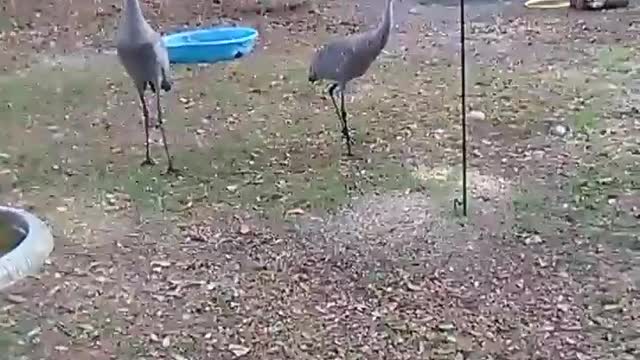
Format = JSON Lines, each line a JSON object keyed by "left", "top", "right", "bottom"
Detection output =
{"left": 308, "top": 0, "right": 395, "bottom": 156}
{"left": 116, "top": 0, "right": 177, "bottom": 173}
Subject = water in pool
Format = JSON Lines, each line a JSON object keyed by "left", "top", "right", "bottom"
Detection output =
{"left": 0, "top": 220, "right": 26, "bottom": 256}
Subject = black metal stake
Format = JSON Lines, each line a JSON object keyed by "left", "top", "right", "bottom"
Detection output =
{"left": 453, "top": 0, "right": 468, "bottom": 217}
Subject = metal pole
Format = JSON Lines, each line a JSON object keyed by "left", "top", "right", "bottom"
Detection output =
{"left": 454, "top": 0, "right": 468, "bottom": 217}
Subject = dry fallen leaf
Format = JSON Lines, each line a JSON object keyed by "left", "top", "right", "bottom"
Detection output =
{"left": 6, "top": 294, "right": 27, "bottom": 304}
{"left": 228, "top": 344, "right": 251, "bottom": 357}
{"left": 438, "top": 323, "right": 455, "bottom": 332}
{"left": 151, "top": 260, "right": 172, "bottom": 268}
{"left": 285, "top": 208, "right": 305, "bottom": 216}
{"left": 524, "top": 234, "right": 543, "bottom": 245}
{"left": 467, "top": 110, "right": 486, "bottom": 121}
{"left": 603, "top": 303, "right": 623, "bottom": 312}
{"left": 162, "top": 336, "right": 171, "bottom": 348}
{"left": 406, "top": 281, "right": 422, "bottom": 291}
{"left": 78, "top": 324, "right": 95, "bottom": 332}
{"left": 172, "top": 353, "right": 189, "bottom": 360}
{"left": 239, "top": 223, "right": 251, "bottom": 235}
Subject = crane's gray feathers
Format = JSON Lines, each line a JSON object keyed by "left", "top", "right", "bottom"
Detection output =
{"left": 308, "top": 0, "right": 393, "bottom": 85}
{"left": 117, "top": 42, "right": 160, "bottom": 90}
{"left": 116, "top": 0, "right": 172, "bottom": 93}
{"left": 309, "top": 32, "right": 382, "bottom": 84}
{"left": 147, "top": 77, "right": 170, "bottom": 93}
{"left": 154, "top": 36, "right": 172, "bottom": 91}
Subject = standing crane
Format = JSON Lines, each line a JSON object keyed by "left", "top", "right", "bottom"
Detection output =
{"left": 116, "top": 0, "right": 177, "bottom": 173}
{"left": 308, "top": 0, "right": 395, "bottom": 156}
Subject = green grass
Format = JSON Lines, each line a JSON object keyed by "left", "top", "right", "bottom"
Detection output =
{"left": 98, "top": 123, "right": 422, "bottom": 220}
{"left": 573, "top": 108, "right": 599, "bottom": 135}
{"left": 9, "top": 45, "right": 633, "bottom": 231}
{"left": 571, "top": 155, "right": 638, "bottom": 233}
{"left": 597, "top": 46, "right": 633, "bottom": 73}
{"left": 0, "top": 69, "right": 102, "bottom": 125}
{"left": 0, "top": 14, "right": 13, "bottom": 32}
{"left": 0, "top": 65, "right": 119, "bottom": 195}
{"left": 130, "top": 55, "right": 431, "bottom": 217}
{"left": 569, "top": 105, "right": 638, "bottom": 251}
{"left": 1, "top": 42, "right": 633, "bottom": 237}
{"left": 565, "top": 75, "right": 637, "bottom": 248}
{"left": 0, "top": 53, "right": 436, "bottom": 220}
{"left": 0, "top": 315, "right": 40, "bottom": 360}
{"left": 512, "top": 183, "right": 548, "bottom": 235}
{"left": 534, "top": 49, "right": 640, "bottom": 252}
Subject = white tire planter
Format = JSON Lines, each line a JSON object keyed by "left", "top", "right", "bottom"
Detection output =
{"left": 0, "top": 206, "right": 54, "bottom": 291}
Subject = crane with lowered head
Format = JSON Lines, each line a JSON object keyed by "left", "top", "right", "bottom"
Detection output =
{"left": 308, "top": 0, "right": 396, "bottom": 156}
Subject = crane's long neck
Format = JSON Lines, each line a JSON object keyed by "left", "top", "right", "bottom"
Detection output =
{"left": 374, "top": 0, "right": 393, "bottom": 50}
{"left": 122, "top": 0, "right": 146, "bottom": 30}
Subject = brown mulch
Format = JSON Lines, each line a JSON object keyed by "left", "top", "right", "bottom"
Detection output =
{"left": 3, "top": 191, "right": 638, "bottom": 359}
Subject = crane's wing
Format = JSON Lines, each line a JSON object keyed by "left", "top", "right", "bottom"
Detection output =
{"left": 312, "top": 31, "right": 381, "bottom": 82}
{"left": 152, "top": 32, "right": 170, "bottom": 76}
{"left": 151, "top": 31, "right": 172, "bottom": 91}
{"left": 311, "top": 38, "right": 357, "bottom": 81}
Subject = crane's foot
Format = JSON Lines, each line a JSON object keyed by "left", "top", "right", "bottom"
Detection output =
{"left": 164, "top": 165, "right": 182, "bottom": 176}
{"left": 140, "top": 158, "right": 156, "bottom": 167}
{"left": 343, "top": 140, "right": 354, "bottom": 157}
{"left": 345, "top": 147, "right": 354, "bottom": 157}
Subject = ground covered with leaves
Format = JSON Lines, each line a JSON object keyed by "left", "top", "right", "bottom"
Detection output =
{"left": 0, "top": 0, "right": 639, "bottom": 359}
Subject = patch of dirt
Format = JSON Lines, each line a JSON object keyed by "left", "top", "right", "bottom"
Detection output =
{"left": 297, "top": 169, "right": 515, "bottom": 272}
{"left": 220, "top": 0, "right": 314, "bottom": 15}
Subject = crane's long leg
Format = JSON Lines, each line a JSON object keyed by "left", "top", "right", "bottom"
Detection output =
{"left": 338, "top": 85, "right": 353, "bottom": 156}
{"left": 138, "top": 90, "right": 155, "bottom": 167}
{"left": 328, "top": 83, "right": 353, "bottom": 156}
{"left": 155, "top": 86, "right": 178, "bottom": 174}
{"left": 328, "top": 83, "right": 342, "bottom": 121}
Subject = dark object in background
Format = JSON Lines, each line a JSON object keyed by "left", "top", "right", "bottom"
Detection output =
{"left": 570, "top": 0, "right": 629, "bottom": 10}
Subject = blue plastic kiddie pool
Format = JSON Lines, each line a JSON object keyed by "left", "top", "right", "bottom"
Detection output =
{"left": 163, "top": 26, "right": 259, "bottom": 64}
